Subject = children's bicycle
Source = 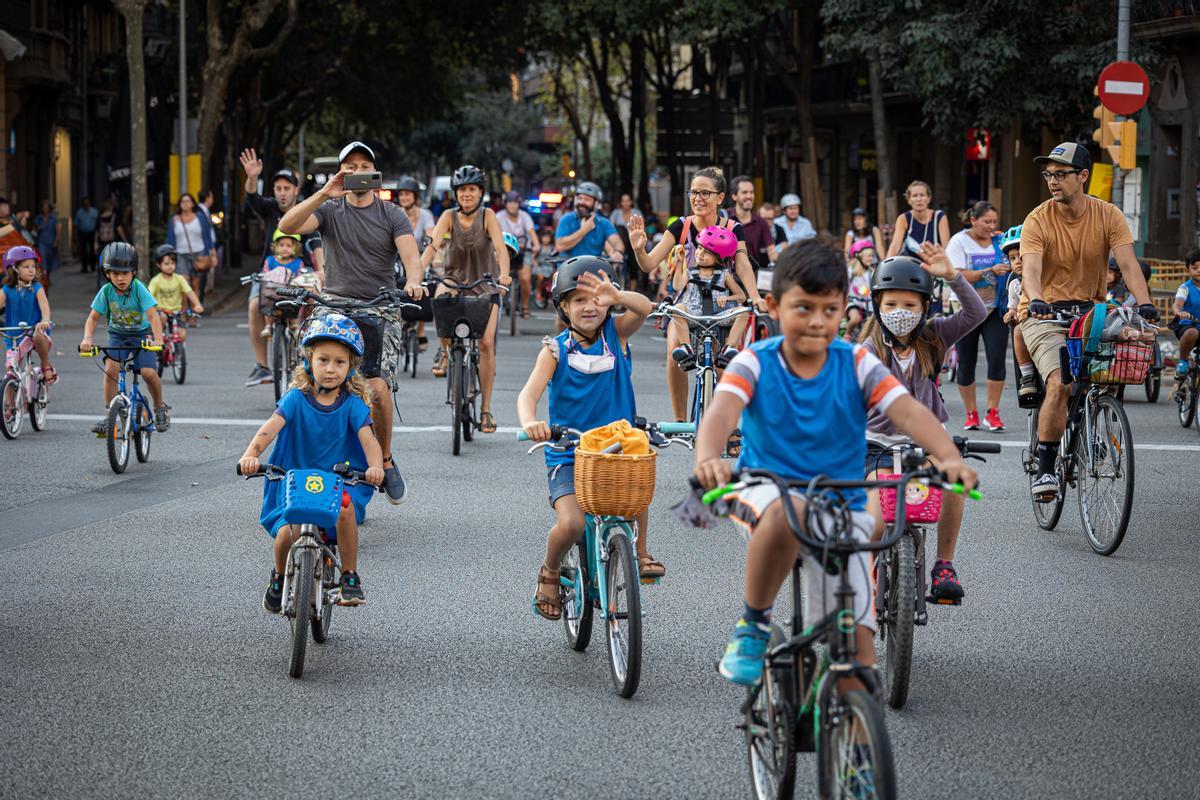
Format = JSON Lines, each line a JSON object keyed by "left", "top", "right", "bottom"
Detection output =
{"left": 237, "top": 462, "right": 381, "bottom": 679}
{"left": 80, "top": 342, "right": 162, "bottom": 474}
{"left": 518, "top": 419, "right": 694, "bottom": 698}
{"left": 431, "top": 275, "right": 504, "bottom": 456}
{"left": 156, "top": 311, "right": 194, "bottom": 385}
{"left": 1173, "top": 344, "right": 1200, "bottom": 429}
{"left": 1, "top": 324, "right": 51, "bottom": 440}
{"left": 690, "top": 465, "right": 980, "bottom": 800}
{"left": 649, "top": 297, "right": 751, "bottom": 427}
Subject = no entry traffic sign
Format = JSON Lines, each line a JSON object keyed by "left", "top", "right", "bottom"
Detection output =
{"left": 1098, "top": 61, "right": 1150, "bottom": 116}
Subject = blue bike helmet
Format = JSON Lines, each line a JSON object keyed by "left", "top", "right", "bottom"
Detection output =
{"left": 999, "top": 224, "right": 1022, "bottom": 254}
{"left": 301, "top": 313, "right": 364, "bottom": 356}
{"left": 502, "top": 232, "right": 520, "bottom": 256}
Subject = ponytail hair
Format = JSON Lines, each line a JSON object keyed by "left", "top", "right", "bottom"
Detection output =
{"left": 692, "top": 166, "right": 727, "bottom": 195}
{"left": 960, "top": 200, "right": 996, "bottom": 226}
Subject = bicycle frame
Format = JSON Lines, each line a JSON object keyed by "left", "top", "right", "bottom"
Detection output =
{"left": 3, "top": 330, "right": 37, "bottom": 402}
{"left": 650, "top": 301, "right": 750, "bottom": 425}
{"left": 562, "top": 514, "right": 638, "bottom": 625}
{"left": 112, "top": 354, "right": 154, "bottom": 436}
{"left": 278, "top": 523, "right": 341, "bottom": 620}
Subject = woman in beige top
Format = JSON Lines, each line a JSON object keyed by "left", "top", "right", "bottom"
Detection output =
{"left": 420, "top": 164, "right": 512, "bottom": 433}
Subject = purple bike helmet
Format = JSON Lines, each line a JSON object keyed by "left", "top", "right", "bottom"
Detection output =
{"left": 3, "top": 245, "right": 39, "bottom": 270}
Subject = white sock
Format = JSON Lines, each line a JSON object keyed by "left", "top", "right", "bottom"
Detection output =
{"left": 1019, "top": 363, "right": 1034, "bottom": 378}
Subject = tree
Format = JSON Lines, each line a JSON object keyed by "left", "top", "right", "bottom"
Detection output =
{"left": 113, "top": 0, "right": 151, "bottom": 280}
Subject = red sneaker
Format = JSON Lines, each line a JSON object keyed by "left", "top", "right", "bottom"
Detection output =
{"left": 984, "top": 408, "right": 1005, "bottom": 432}
{"left": 963, "top": 411, "right": 980, "bottom": 430}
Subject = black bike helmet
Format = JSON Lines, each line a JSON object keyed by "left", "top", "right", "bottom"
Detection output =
{"left": 100, "top": 241, "right": 138, "bottom": 273}
{"left": 153, "top": 243, "right": 176, "bottom": 263}
{"left": 451, "top": 164, "right": 486, "bottom": 190}
{"left": 551, "top": 255, "right": 612, "bottom": 336}
{"left": 397, "top": 175, "right": 421, "bottom": 194}
{"left": 869, "top": 255, "right": 933, "bottom": 346}
{"left": 576, "top": 181, "right": 603, "bottom": 202}
{"left": 1139, "top": 259, "right": 1153, "bottom": 283}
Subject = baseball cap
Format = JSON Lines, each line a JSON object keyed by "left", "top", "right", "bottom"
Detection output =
{"left": 851, "top": 206, "right": 867, "bottom": 217}
{"left": 1034, "top": 142, "right": 1091, "bottom": 171}
{"left": 504, "top": 191, "right": 521, "bottom": 203}
{"left": 272, "top": 168, "right": 299, "bottom": 186}
{"left": 338, "top": 141, "right": 376, "bottom": 165}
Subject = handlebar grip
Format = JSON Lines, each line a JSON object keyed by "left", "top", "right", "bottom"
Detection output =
{"left": 966, "top": 441, "right": 1002, "bottom": 454}
{"left": 517, "top": 431, "right": 530, "bottom": 442}
{"left": 658, "top": 422, "right": 696, "bottom": 436}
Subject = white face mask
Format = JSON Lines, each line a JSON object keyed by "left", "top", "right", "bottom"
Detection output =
{"left": 880, "top": 308, "right": 923, "bottom": 339}
{"left": 566, "top": 335, "right": 615, "bottom": 375}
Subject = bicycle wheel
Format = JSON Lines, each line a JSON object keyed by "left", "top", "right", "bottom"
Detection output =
{"left": 1177, "top": 373, "right": 1197, "bottom": 428}
{"left": 1077, "top": 393, "right": 1134, "bottom": 556}
{"left": 173, "top": 342, "right": 187, "bottom": 384}
{"left": 289, "top": 547, "right": 316, "bottom": 679}
{"left": 1, "top": 376, "right": 22, "bottom": 439}
{"left": 450, "top": 348, "right": 464, "bottom": 455}
{"left": 509, "top": 286, "right": 518, "bottom": 337}
{"left": 1026, "top": 407, "right": 1065, "bottom": 530}
{"left": 155, "top": 348, "right": 165, "bottom": 376}
{"left": 311, "top": 551, "right": 337, "bottom": 643}
{"left": 1145, "top": 373, "right": 1160, "bottom": 403}
{"left": 603, "top": 527, "right": 642, "bottom": 698}
{"left": 105, "top": 399, "right": 131, "bottom": 474}
{"left": 878, "top": 533, "right": 916, "bottom": 710}
{"left": 28, "top": 377, "right": 47, "bottom": 431}
{"left": 745, "top": 624, "right": 796, "bottom": 800}
{"left": 134, "top": 403, "right": 152, "bottom": 463}
{"left": 407, "top": 328, "right": 419, "bottom": 379}
{"left": 462, "top": 351, "right": 477, "bottom": 443}
{"left": 561, "top": 540, "right": 593, "bottom": 651}
{"left": 818, "top": 689, "right": 896, "bottom": 800}
{"left": 272, "top": 324, "right": 287, "bottom": 403}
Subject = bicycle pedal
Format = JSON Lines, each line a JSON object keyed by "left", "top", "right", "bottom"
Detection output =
{"left": 640, "top": 576, "right": 661, "bottom": 586}
{"left": 926, "top": 595, "right": 962, "bottom": 606}
{"left": 915, "top": 612, "right": 929, "bottom": 625}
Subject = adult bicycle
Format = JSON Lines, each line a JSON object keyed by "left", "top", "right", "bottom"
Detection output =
{"left": 1, "top": 324, "right": 51, "bottom": 439}
{"left": 156, "top": 310, "right": 194, "bottom": 385}
{"left": 80, "top": 342, "right": 162, "bottom": 474}
{"left": 237, "top": 461, "right": 382, "bottom": 679}
{"left": 431, "top": 275, "right": 503, "bottom": 456}
{"left": 519, "top": 418, "right": 694, "bottom": 698}
{"left": 242, "top": 270, "right": 321, "bottom": 402}
{"left": 1173, "top": 344, "right": 1200, "bottom": 429}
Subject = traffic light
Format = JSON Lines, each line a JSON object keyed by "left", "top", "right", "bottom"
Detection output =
{"left": 1092, "top": 89, "right": 1116, "bottom": 149}
{"left": 1106, "top": 120, "right": 1137, "bottom": 170}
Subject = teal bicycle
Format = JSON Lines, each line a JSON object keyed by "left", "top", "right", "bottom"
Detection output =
{"left": 80, "top": 342, "right": 162, "bottom": 474}
{"left": 519, "top": 418, "right": 694, "bottom": 698}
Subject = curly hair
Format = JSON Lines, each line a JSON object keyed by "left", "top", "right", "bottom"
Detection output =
{"left": 290, "top": 346, "right": 373, "bottom": 404}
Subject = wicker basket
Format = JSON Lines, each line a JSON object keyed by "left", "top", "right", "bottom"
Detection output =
{"left": 574, "top": 448, "right": 657, "bottom": 518}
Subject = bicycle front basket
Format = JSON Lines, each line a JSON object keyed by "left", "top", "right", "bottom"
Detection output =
{"left": 433, "top": 294, "right": 495, "bottom": 338}
{"left": 282, "top": 468, "right": 345, "bottom": 529}
{"left": 574, "top": 448, "right": 657, "bottom": 518}
{"left": 401, "top": 281, "right": 436, "bottom": 323}
{"left": 877, "top": 474, "right": 943, "bottom": 524}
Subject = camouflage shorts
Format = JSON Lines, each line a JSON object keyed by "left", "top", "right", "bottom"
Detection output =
{"left": 315, "top": 293, "right": 402, "bottom": 393}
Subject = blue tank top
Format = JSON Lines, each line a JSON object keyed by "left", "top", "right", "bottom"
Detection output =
{"left": 2, "top": 283, "right": 42, "bottom": 330}
{"left": 1181, "top": 281, "right": 1200, "bottom": 320}
{"left": 546, "top": 316, "right": 637, "bottom": 467}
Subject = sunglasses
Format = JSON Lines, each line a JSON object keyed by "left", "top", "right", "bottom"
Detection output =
{"left": 1041, "top": 169, "right": 1081, "bottom": 182}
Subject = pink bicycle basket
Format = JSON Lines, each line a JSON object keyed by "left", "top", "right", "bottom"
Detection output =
{"left": 877, "top": 474, "right": 943, "bottom": 524}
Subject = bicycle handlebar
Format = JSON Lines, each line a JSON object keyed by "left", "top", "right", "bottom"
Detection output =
{"left": 648, "top": 301, "right": 752, "bottom": 328}
{"left": 429, "top": 274, "right": 508, "bottom": 293}
{"left": 274, "top": 285, "right": 420, "bottom": 312}
{"left": 79, "top": 342, "right": 162, "bottom": 358}
{"left": 516, "top": 418, "right": 696, "bottom": 452}
{"left": 236, "top": 461, "right": 382, "bottom": 490}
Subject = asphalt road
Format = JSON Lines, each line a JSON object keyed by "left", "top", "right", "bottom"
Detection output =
{"left": 2, "top": 267, "right": 1197, "bottom": 798}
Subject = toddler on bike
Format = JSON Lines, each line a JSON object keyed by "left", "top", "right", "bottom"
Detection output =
{"left": 1171, "top": 249, "right": 1200, "bottom": 380}
{"left": 692, "top": 240, "right": 977, "bottom": 687}
{"left": 80, "top": 242, "right": 169, "bottom": 434}
{"left": 239, "top": 314, "right": 384, "bottom": 610}
{"left": 516, "top": 256, "right": 657, "bottom": 620}
{"left": 669, "top": 224, "right": 746, "bottom": 370}
{"left": 1, "top": 245, "right": 56, "bottom": 384}
{"left": 148, "top": 244, "right": 204, "bottom": 341}
{"left": 844, "top": 239, "right": 876, "bottom": 342}
{"left": 859, "top": 245, "right": 986, "bottom": 603}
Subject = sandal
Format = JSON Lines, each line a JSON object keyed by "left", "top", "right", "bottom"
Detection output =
{"left": 638, "top": 554, "right": 666, "bottom": 580}
{"left": 480, "top": 411, "right": 497, "bottom": 434}
{"left": 521, "top": 309, "right": 531, "bottom": 319}
{"left": 41, "top": 366, "right": 58, "bottom": 386}
{"left": 431, "top": 349, "right": 448, "bottom": 377}
{"left": 533, "top": 564, "right": 562, "bottom": 620}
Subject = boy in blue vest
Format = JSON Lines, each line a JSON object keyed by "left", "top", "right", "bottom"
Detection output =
{"left": 516, "top": 256, "right": 655, "bottom": 620}
{"left": 692, "top": 240, "right": 978, "bottom": 687}
{"left": 1172, "top": 249, "right": 1200, "bottom": 380}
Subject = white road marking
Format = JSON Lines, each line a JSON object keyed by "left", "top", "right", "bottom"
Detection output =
{"left": 44, "top": 413, "right": 1200, "bottom": 450}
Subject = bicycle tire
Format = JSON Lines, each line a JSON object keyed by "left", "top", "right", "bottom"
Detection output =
{"left": 311, "top": 552, "right": 337, "bottom": 643}
{"left": 604, "top": 528, "right": 642, "bottom": 698}
{"left": 105, "top": 399, "right": 130, "bottom": 474}
{"left": 879, "top": 533, "right": 916, "bottom": 710}
{"left": 1077, "top": 393, "right": 1134, "bottom": 556}
{"left": 1027, "top": 406, "right": 1065, "bottom": 530}
{"left": 818, "top": 689, "right": 896, "bottom": 800}
{"left": 1178, "top": 374, "right": 1197, "bottom": 428}
{"left": 450, "top": 348, "right": 464, "bottom": 455}
{"left": 289, "top": 547, "right": 316, "bottom": 679}
{"left": 745, "top": 624, "right": 797, "bottom": 800}
{"left": 1, "top": 376, "right": 22, "bottom": 439}
{"left": 28, "top": 377, "right": 47, "bottom": 431}
{"left": 272, "top": 323, "right": 287, "bottom": 403}
{"left": 1145, "top": 372, "right": 1160, "bottom": 403}
{"left": 407, "top": 328, "right": 419, "bottom": 379}
{"left": 561, "top": 540, "right": 593, "bottom": 651}
{"left": 173, "top": 342, "right": 187, "bottom": 384}
{"left": 134, "top": 403, "right": 152, "bottom": 463}
{"left": 155, "top": 349, "right": 165, "bottom": 376}
{"left": 462, "top": 351, "right": 476, "bottom": 443}
{"left": 509, "top": 285, "right": 518, "bottom": 337}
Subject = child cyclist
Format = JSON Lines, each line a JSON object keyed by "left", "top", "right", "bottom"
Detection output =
{"left": 691, "top": 240, "right": 977, "bottom": 686}
{"left": 844, "top": 239, "right": 876, "bottom": 342}
{"left": 148, "top": 244, "right": 203, "bottom": 341}
{"left": 79, "top": 242, "right": 169, "bottom": 434}
{"left": 859, "top": 246, "right": 986, "bottom": 603}
{"left": 669, "top": 225, "right": 747, "bottom": 370}
{"left": 238, "top": 314, "right": 384, "bottom": 610}
{"left": 1, "top": 245, "right": 56, "bottom": 384}
{"left": 516, "top": 256, "right": 658, "bottom": 620}
{"left": 1172, "top": 249, "right": 1200, "bottom": 380}
{"left": 999, "top": 225, "right": 1038, "bottom": 404}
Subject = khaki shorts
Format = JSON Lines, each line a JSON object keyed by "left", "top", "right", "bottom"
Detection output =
{"left": 1020, "top": 316, "right": 1067, "bottom": 381}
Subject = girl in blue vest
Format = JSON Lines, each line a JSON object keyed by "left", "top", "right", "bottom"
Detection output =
{"left": 1, "top": 245, "right": 56, "bottom": 384}
{"left": 516, "top": 256, "right": 655, "bottom": 620}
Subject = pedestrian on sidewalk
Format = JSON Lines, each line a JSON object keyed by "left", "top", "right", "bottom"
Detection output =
{"left": 165, "top": 193, "right": 216, "bottom": 312}
{"left": 34, "top": 201, "right": 60, "bottom": 290}
{"left": 74, "top": 197, "right": 99, "bottom": 273}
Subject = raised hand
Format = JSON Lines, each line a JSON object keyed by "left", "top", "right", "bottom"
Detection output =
{"left": 918, "top": 242, "right": 957, "bottom": 281}
{"left": 627, "top": 214, "right": 647, "bottom": 251}
{"left": 239, "top": 148, "right": 263, "bottom": 179}
{"left": 320, "top": 168, "right": 351, "bottom": 199}
{"left": 577, "top": 269, "right": 620, "bottom": 308}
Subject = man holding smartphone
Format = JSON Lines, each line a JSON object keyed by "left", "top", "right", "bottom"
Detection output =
{"left": 279, "top": 140, "right": 426, "bottom": 505}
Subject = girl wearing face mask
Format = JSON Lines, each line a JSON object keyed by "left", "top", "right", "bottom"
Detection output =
{"left": 860, "top": 245, "right": 986, "bottom": 605}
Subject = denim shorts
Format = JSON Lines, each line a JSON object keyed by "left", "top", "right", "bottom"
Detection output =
{"left": 107, "top": 330, "right": 158, "bottom": 371}
{"left": 547, "top": 462, "right": 575, "bottom": 507}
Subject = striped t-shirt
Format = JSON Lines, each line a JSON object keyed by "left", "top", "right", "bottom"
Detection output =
{"left": 717, "top": 337, "right": 906, "bottom": 509}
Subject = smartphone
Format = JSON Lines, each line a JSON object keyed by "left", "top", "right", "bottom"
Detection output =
{"left": 344, "top": 171, "right": 383, "bottom": 191}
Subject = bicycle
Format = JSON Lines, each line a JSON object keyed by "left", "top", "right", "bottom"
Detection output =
{"left": 518, "top": 418, "right": 694, "bottom": 698}
{"left": 869, "top": 436, "right": 997, "bottom": 710}
{"left": 80, "top": 342, "right": 162, "bottom": 474}
{"left": 1173, "top": 343, "right": 1200, "bottom": 429}
{"left": 236, "top": 461, "right": 382, "bottom": 679}
{"left": 155, "top": 310, "right": 194, "bottom": 385}
{"left": 242, "top": 270, "right": 322, "bottom": 402}
{"left": 430, "top": 275, "right": 503, "bottom": 456}
{"left": 691, "top": 465, "right": 980, "bottom": 800}
{"left": 1, "top": 324, "right": 51, "bottom": 439}
{"left": 1022, "top": 307, "right": 1151, "bottom": 555}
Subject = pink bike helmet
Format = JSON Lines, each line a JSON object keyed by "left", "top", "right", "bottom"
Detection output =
{"left": 3, "top": 245, "right": 38, "bottom": 269}
{"left": 696, "top": 225, "right": 738, "bottom": 260}
{"left": 849, "top": 239, "right": 876, "bottom": 259}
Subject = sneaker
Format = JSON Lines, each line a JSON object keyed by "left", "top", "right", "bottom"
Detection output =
{"left": 154, "top": 403, "right": 171, "bottom": 432}
{"left": 963, "top": 411, "right": 980, "bottom": 430}
{"left": 715, "top": 346, "right": 739, "bottom": 369}
{"left": 91, "top": 418, "right": 108, "bottom": 437}
{"left": 1177, "top": 362, "right": 1190, "bottom": 381}
{"left": 718, "top": 617, "right": 772, "bottom": 686}
{"left": 262, "top": 569, "right": 284, "bottom": 614}
{"left": 984, "top": 408, "right": 1005, "bottom": 432}
{"left": 260, "top": 325, "right": 272, "bottom": 339}
{"left": 339, "top": 571, "right": 366, "bottom": 606}
{"left": 244, "top": 364, "right": 272, "bottom": 387}
{"left": 1030, "top": 472, "right": 1061, "bottom": 501}
{"left": 928, "top": 560, "right": 964, "bottom": 604}
{"left": 382, "top": 460, "right": 407, "bottom": 506}
{"left": 671, "top": 343, "right": 697, "bottom": 371}
{"left": 1018, "top": 373, "right": 1039, "bottom": 398}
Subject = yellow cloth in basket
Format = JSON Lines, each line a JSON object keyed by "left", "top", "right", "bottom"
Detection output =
{"left": 578, "top": 420, "right": 651, "bottom": 455}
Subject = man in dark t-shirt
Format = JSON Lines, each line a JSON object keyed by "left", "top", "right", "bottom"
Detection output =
{"left": 729, "top": 175, "right": 778, "bottom": 272}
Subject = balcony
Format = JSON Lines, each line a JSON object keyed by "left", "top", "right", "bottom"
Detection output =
{"left": 9, "top": 31, "right": 70, "bottom": 88}
{"left": 1134, "top": 1, "right": 1200, "bottom": 38}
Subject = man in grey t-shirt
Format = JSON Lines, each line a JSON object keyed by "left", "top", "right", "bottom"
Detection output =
{"left": 280, "top": 140, "right": 425, "bottom": 505}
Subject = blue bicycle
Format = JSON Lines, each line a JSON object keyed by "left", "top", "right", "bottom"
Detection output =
{"left": 518, "top": 418, "right": 694, "bottom": 698}
{"left": 80, "top": 343, "right": 162, "bottom": 474}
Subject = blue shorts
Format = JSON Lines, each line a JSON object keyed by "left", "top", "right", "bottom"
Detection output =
{"left": 548, "top": 462, "right": 575, "bottom": 507}
{"left": 107, "top": 330, "right": 158, "bottom": 371}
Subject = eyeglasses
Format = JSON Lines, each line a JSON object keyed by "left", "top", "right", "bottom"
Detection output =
{"left": 688, "top": 190, "right": 719, "bottom": 200}
{"left": 1041, "top": 169, "right": 1080, "bottom": 182}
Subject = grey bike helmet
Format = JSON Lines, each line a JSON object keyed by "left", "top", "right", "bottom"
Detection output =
{"left": 100, "top": 241, "right": 138, "bottom": 273}
{"left": 153, "top": 243, "right": 177, "bottom": 263}
{"left": 576, "top": 181, "right": 603, "bottom": 202}
{"left": 552, "top": 255, "right": 612, "bottom": 335}
{"left": 451, "top": 164, "right": 486, "bottom": 190}
{"left": 397, "top": 175, "right": 421, "bottom": 194}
